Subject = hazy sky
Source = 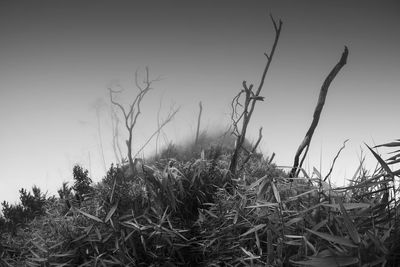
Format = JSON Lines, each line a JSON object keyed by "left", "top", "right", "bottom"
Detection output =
{"left": 1, "top": 1, "right": 399, "bottom": 204}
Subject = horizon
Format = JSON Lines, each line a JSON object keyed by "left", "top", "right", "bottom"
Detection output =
{"left": 1, "top": 0, "right": 399, "bottom": 204}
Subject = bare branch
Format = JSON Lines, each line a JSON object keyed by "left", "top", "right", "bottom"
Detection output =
{"left": 195, "top": 101, "right": 203, "bottom": 145}
{"left": 324, "top": 139, "right": 349, "bottom": 181}
{"left": 268, "top": 152, "right": 276, "bottom": 164}
{"left": 110, "top": 105, "right": 122, "bottom": 165}
{"left": 239, "top": 127, "right": 263, "bottom": 171}
{"left": 290, "top": 46, "right": 349, "bottom": 178}
{"left": 228, "top": 16, "right": 282, "bottom": 176}
{"left": 133, "top": 106, "right": 180, "bottom": 159}
{"left": 109, "top": 67, "right": 160, "bottom": 177}
{"left": 155, "top": 95, "right": 164, "bottom": 157}
{"left": 109, "top": 88, "right": 128, "bottom": 122}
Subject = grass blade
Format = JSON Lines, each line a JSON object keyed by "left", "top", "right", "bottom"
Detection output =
{"left": 240, "top": 224, "right": 266, "bottom": 237}
{"left": 366, "top": 144, "right": 394, "bottom": 177}
{"left": 75, "top": 208, "right": 103, "bottom": 223}
{"left": 306, "top": 229, "right": 358, "bottom": 248}
{"left": 337, "top": 198, "right": 361, "bottom": 244}
{"left": 105, "top": 201, "right": 118, "bottom": 223}
{"left": 292, "top": 256, "right": 358, "bottom": 267}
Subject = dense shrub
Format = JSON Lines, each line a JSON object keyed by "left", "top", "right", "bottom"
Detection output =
{"left": 1, "top": 185, "right": 47, "bottom": 234}
{"left": 72, "top": 164, "right": 93, "bottom": 202}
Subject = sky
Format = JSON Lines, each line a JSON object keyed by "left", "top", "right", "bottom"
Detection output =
{"left": 1, "top": 1, "right": 399, "bottom": 204}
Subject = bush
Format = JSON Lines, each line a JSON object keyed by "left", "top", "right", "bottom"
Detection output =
{"left": 1, "top": 185, "right": 47, "bottom": 234}
{"left": 72, "top": 165, "right": 93, "bottom": 202}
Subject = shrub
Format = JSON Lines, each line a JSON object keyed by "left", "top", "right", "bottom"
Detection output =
{"left": 72, "top": 165, "right": 93, "bottom": 202}
{"left": 1, "top": 185, "right": 47, "bottom": 234}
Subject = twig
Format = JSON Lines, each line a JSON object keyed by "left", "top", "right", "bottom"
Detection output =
{"left": 324, "top": 139, "right": 349, "bottom": 181}
{"left": 195, "top": 101, "right": 203, "bottom": 145}
{"left": 133, "top": 106, "right": 180, "bottom": 159}
{"left": 239, "top": 127, "right": 263, "bottom": 171}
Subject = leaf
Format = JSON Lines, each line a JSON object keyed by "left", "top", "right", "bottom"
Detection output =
{"left": 240, "top": 224, "right": 266, "bottom": 237}
{"left": 248, "top": 175, "right": 266, "bottom": 190}
{"left": 322, "top": 202, "right": 371, "bottom": 210}
{"left": 255, "top": 231, "right": 262, "bottom": 255}
{"left": 25, "top": 260, "right": 40, "bottom": 267}
{"left": 48, "top": 241, "right": 64, "bottom": 250}
{"left": 31, "top": 241, "right": 47, "bottom": 253}
{"left": 240, "top": 247, "right": 259, "bottom": 259}
{"left": 285, "top": 217, "right": 303, "bottom": 227}
{"left": 271, "top": 182, "right": 281, "bottom": 203}
{"left": 257, "top": 178, "right": 270, "bottom": 198}
{"left": 204, "top": 209, "right": 218, "bottom": 218}
{"left": 292, "top": 256, "right": 358, "bottom": 267}
{"left": 105, "top": 202, "right": 118, "bottom": 222}
{"left": 366, "top": 144, "right": 394, "bottom": 177}
{"left": 304, "top": 237, "right": 317, "bottom": 254}
{"left": 306, "top": 229, "right": 358, "bottom": 248}
{"left": 374, "top": 141, "right": 400, "bottom": 148}
{"left": 76, "top": 208, "right": 103, "bottom": 223}
{"left": 312, "top": 219, "right": 328, "bottom": 232}
{"left": 285, "top": 235, "right": 304, "bottom": 239}
{"left": 337, "top": 198, "right": 361, "bottom": 244}
{"left": 287, "top": 189, "right": 318, "bottom": 202}
{"left": 95, "top": 227, "right": 102, "bottom": 240}
{"left": 387, "top": 157, "right": 400, "bottom": 165}
{"left": 50, "top": 252, "right": 75, "bottom": 258}
{"left": 29, "top": 257, "right": 48, "bottom": 263}
{"left": 72, "top": 234, "right": 87, "bottom": 243}
{"left": 313, "top": 167, "right": 322, "bottom": 179}
{"left": 351, "top": 157, "right": 365, "bottom": 181}
{"left": 246, "top": 202, "right": 279, "bottom": 208}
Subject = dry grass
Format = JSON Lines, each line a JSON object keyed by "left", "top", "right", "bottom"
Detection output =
{"left": 1, "top": 140, "right": 400, "bottom": 266}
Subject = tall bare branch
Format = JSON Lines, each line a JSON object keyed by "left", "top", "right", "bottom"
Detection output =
{"left": 229, "top": 15, "right": 282, "bottom": 176}
{"left": 290, "top": 46, "right": 349, "bottom": 178}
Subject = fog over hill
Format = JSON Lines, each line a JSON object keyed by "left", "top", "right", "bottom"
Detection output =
{"left": 0, "top": 1, "right": 399, "bottom": 203}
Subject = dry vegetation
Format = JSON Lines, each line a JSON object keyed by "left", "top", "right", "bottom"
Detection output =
{"left": 1, "top": 15, "right": 400, "bottom": 267}
{"left": 1, "top": 139, "right": 399, "bottom": 266}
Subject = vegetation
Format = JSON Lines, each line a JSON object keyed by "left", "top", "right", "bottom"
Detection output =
{"left": 0, "top": 140, "right": 399, "bottom": 266}
{"left": 1, "top": 14, "right": 399, "bottom": 267}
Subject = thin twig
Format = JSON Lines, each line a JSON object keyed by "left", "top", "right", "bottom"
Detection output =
{"left": 324, "top": 139, "right": 349, "bottom": 181}
{"left": 133, "top": 107, "right": 180, "bottom": 159}
{"left": 239, "top": 127, "right": 263, "bottom": 171}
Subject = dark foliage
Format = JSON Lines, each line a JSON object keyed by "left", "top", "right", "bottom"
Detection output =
{"left": 72, "top": 164, "right": 93, "bottom": 202}
{"left": 1, "top": 185, "right": 47, "bottom": 234}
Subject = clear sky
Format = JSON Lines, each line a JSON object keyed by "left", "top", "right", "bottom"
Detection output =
{"left": 1, "top": 1, "right": 399, "bottom": 204}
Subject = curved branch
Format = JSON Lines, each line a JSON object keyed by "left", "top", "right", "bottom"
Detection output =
{"left": 290, "top": 46, "right": 349, "bottom": 178}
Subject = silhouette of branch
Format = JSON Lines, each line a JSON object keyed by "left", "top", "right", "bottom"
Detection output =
{"left": 290, "top": 46, "right": 349, "bottom": 178}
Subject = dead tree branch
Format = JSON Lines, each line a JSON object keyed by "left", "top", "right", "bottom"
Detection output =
{"left": 289, "top": 46, "right": 349, "bottom": 178}
{"left": 155, "top": 96, "right": 164, "bottom": 157}
{"left": 109, "top": 67, "right": 156, "bottom": 177}
{"left": 133, "top": 105, "right": 180, "bottom": 159}
{"left": 324, "top": 139, "right": 349, "bottom": 181}
{"left": 92, "top": 98, "right": 108, "bottom": 173}
{"left": 110, "top": 105, "right": 124, "bottom": 165}
{"left": 195, "top": 101, "right": 203, "bottom": 145}
{"left": 229, "top": 15, "right": 282, "bottom": 176}
{"left": 239, "top": 127, "right": 263, "bottom": 172}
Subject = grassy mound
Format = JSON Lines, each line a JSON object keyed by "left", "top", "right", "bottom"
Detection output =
{"left": 1, "top": 141, "right": 400, "bottom": 266}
